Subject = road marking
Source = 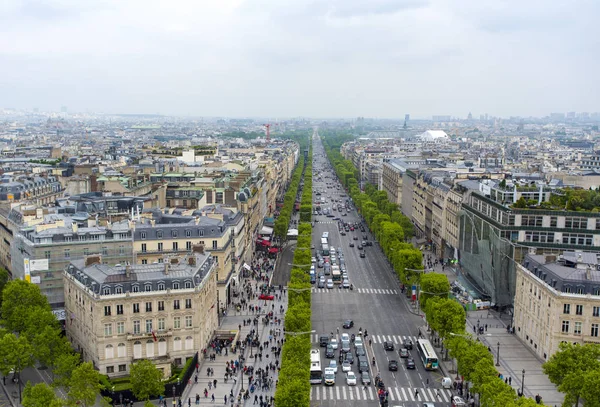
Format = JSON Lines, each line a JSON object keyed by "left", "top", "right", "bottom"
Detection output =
{"left": 401, "top": 387, "right": 407, "bottom": 400}
{"left": 342, "top": 386, "right": 346, "bottom": 400}
{"left": 441, "top": 389, "right": 451, "bottom": 403}
{"left": 408, "top": 388, "right": 415, "bottom": 401}
{"left": 367, "top": 386, "right": 374, "bottom": 400}
{"left": 395, "top": 387, "right": 402, "bottom": 401}
{"left": 349, "top": 386, "right": 354, "bottom": 400}
{"left": 426, "top": 388, "right": 435, "bottom": 400}
{"left": 392, "top": 336, "right": 398, "bottom": 344}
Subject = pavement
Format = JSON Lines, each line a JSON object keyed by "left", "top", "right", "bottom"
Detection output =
{"left": 420, "top": 249, "right": 564, "bottom": 407}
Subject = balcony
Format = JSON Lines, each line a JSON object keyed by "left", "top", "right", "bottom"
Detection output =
{"left": 127, "top": 329, "right": 173, "bottom": 341}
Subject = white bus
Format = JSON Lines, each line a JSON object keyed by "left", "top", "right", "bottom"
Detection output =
{"left": 322, "top": 232, "right": 329, "bottom": 239}
{"left": 416, "top": 338, "right": 439, "bottom": 370}
{"left": 309, "top": 349, "right": 323, "bottom": 384}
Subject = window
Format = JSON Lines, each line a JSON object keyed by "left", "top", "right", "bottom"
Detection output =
{"left": 118, "top": 365, "right": 127, "bottom": 372}
{"left": 44, "top": 250, "right": 51, "bottom": 259}
{"left": 103, "top": 287, "right": 111, "bottom": 295}
{"left": 115, "top": 286, "right": 123, "bottom": 294}
{"left": 132, "top": 285, "right": 139, "bottom": 293}
{"left": 141, "top": 243, "right": 147, "bottom": 253}
{"left": 158, "top": 283, "right": 165, "bottom": 291}
{"left": 174, "top": 317, "right": 181, "bottom": 329}
{"left": 172, "top": 230, "right": 178, "bottom": 238}
{"left": 212, "top": 240, "right": 218, "bottom": 249}
{"left": 186, "top": 230, "right": 192, "bottom": 237}
{"left": 104, "top": 324, "right": 112, "bottom": 336}
{"left": 592, "top": 324, "right": 599, "bottom": 337}
{"left": 106, "top": 366, "right": 114, "bottom": 374}
{"left": 200, "top": 230, "right": 204, "bottom": 237}
{"left": 521, "top": 215, "right": 543, "bottom": 227}
{"left": 141, "top": 232, "right": 147, "bottom": 240}
{"left": 574, "top": 322, "right": 582, "bottom": 335}
{"left": 593, "top": 306, "right": 600, "bottom": 317}
{"left": 104, "top": 306, "right": 111, "bottom": 316}
{"left": 83, "top": 248, "right": 89, "bottom": 256}
{"left": 119, "top": 246, "right": 125, "bottom": 254}
{"left": 141, "top": 259, "right": 148, "bottom": 265}
{"left": 185, "top": 281, "right": 192, "bottom": 289}
{"left": 172, "top": 242, "right": 178, "bottom": 251}
{"left": 186, "top": 241, "right": 192, "bottom": 250}
{"left": 185, "top": 315, "right": 193, "bottom": 328}
{"left": 145, "top": 284, "right": 152, "bottom": 292}
{"left": 133, "top": 320, "right": 140, "bottom": 335}
{"left": 158, "top": 301, "right": 164, "bottom": 311}
{"left": 562, "top": 321, "right": 570, "bottom": 333}
{"left": 185, "top": 299, "right": 192, "bottom": 309}
{"left": 173, "top": 282, "right": 180, "bottom": 289}
{"left": 576, "top": 305, "right": 584, "bottom": 315}
{"left": 565, "top": 217, "right": 587, "bottom": 229}
{"left": 157, "top": 231, "right": 163, "bottom": 238}
{"left": 563, "top": 304, "right": 571, "bottom": 314}
{"left": 133, "top": 303, "right": 140, "bottom": 313}
{"left": 158, "top": 318, "right": 165, "bottom": 331}
{"left": 102, "top": 247, "right": 108, "bottom": 255}
{"left": 158, "top": 242, "right": 163, "bottom": 251}
{"left": 550, "top": 216, "right": 557, "bottom": 227}
{"left": 117, "top": 322, "right": 124, "bottom": 335}
{"left": 116, "top": 305, "right": 123, "bottom": 315}
{"left": 146, "top": 320, "right": 153, "bottom": 333}
{"left": 174, "top": 300, "right": 180, "bottom": 310}
{"left": 64, "top": 249, "right": 70, "bottom": 258}
{"left": 145, "top": 302, "right": 152, "bottom": 312}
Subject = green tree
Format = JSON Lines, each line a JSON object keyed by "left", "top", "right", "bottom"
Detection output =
{"left": 419, "top": 273, "right": 450, "bottom": 309}
{"left": 52, "top": 352, "right": 81, "bottom": 389}
{"left": 479, "top": 378, "right": 517, "bottom": 407}
{"left": 66, "top": 362, "right": 105, "bottom": 407}
{"left": 543, "top": 342, "right": 600, "bottom": 406}
{"left": 1, "top": 280, "right": 50, "bottom": 333}
{"left": 23, "top": 382, "right": 63, "bottom": 407}
{"left": 0, "top": 333, "right": 36, "bottom": 402}
{"left": 130, "top": 359, "right": 164, "bottom": 401}
{"left": 32, "top": 325, "right": 72, "bottom": 369}
{"left": 0, "top": 267, "right": 9, "bottom": 308}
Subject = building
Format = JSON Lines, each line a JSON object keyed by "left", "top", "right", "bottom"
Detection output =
{"left": 0, "top": 174, "right": 63, "bottom": 205}
{"left": 64, "top": 248, "right": 217, "bottom": 378}
{"left": 11, "top": 213, "right": 133, "bottom": 308}
{"left": 514, "top": 253, "right": 600, "bottom": 360}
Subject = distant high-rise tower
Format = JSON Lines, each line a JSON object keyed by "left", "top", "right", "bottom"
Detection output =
{"left": 467, "top": 112, "right": 473, "bottom": 120}
{"left": 404, "top": 114, "right": 410, "bottom": 129}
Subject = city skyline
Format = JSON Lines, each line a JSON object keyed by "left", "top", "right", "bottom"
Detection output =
{"left": 1, "top": 0, "right": 598, "bottom": 118}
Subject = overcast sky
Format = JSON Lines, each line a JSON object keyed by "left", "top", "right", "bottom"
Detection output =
{"left": 0, "top": 0, "right": 598, "bottom": 119}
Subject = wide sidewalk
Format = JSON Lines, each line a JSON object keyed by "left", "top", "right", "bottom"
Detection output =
{"left": 422, "top": 249, "right": 564, "bottom": 407}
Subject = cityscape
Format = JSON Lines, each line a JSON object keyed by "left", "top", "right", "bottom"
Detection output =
{"left": 1, "top": 1, "right": 599, "bottom": 407}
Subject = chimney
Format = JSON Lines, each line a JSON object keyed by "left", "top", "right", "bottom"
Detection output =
{"left": 188, "top": 256, "right": 196, "bottom": 266}
{"left": 84, "top": 255, "right": 102, "bottom": 267}
{"left": 72, "top": 222, "right": 78, "bottom": 233}
{"left": 192, "top": 244, "right": 205, "bottom": 254}
{"left": 150, "top": 219, "right": 155, "bottom": 227}
{"left": 195, "top": 216, "right": 200, "bottom": 225}
{"left": 125, "top": 264, "right": 132, "bottom": 278}
{"left": 586, "top": 267, "right": 592, "bottom": 281}
{"left": 164, "top": 261, "right": 170, "bottom": 275}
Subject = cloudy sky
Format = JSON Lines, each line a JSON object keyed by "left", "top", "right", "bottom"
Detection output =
{"left": 0, "top": 0, "right": 597, "bottom": 118}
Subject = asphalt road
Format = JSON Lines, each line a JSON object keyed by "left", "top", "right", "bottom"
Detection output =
{"left": 309, "top": 136, "right": 450, "bottom": 407}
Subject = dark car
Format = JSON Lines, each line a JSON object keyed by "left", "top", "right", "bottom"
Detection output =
{"left": 361, "top": 371, "right": 371, "bottom": 385}
{"left": 388, "top": 360, "right": 399, "bottom": 371}
{"left": 355, "top": 346, "right": 366, "bottom": 357}
{"left": 325, "top": 345, "right": 335, "bottom": 358}
{"left": 363, "top": 234, "right": 368, "bottom": 240}
{"left": 344, "top": 352, "right": 354, "bottom": 364}
{"left": 405, "top": 358, "right": 416, "bottom": 369}
{"left": 399, "top": 348, "right": 409, "bottom": 358}
{"left": 358, "top": 357, "right": 369, "bottom": 373}
{"left": 353, "top": 235, "right": 358, "bottom": 240}
{"left": 383, "top": 341, "right": 395, "bottom": 351}
{"left": 402, "top": 339, "right": 413, "bottom": 350}
{"left": 340, "top": 231, "right": 346, "bottom": 236}
{"left": 366, "top": 241, "right": 373, "bottom": 246}
{"left": 357, "top": 244, "right": 363, "bottom": 250}
{"left": 349, "top": 242, "right": 354, "bottom": 247}
{"left": 360, "top": 252, "right": 366, "bottom": 258}
{"left": 320, "top": 335, "right": 330, "bottom": 347}
{"left": 343, "top": 320, "right": 354, "bottom": 329}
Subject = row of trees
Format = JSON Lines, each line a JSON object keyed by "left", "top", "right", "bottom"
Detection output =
{"left": 274, "top": 142, "right": 313, "bottom": 407}
{"left": 273, "top": 153, "right": 305, "bottom": 240}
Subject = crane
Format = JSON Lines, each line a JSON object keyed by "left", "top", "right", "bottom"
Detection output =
{"left": 263, "top": 123, "right": 271, "bottom": 143}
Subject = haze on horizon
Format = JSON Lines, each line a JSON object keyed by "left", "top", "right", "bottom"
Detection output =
{"left": 0, "top": 0, "right": 598, "bottom": 119}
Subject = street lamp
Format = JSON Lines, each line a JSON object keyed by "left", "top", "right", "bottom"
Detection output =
{"left": 521, "top": 369, "right": 525, "bottom": 396}
{"left": 496, "top": 342, "right": 500, "bottom": 366}
{"left": 172, "top": 385, "right": 176, "bottom": 399}
{"left": 177, "top": 378, "right": 181, "bottom": 397}
{"left": 477, "top": 319, "right": 480, "bottom": 333}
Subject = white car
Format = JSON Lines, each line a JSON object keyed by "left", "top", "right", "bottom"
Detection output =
{"left": 330, "top": 338, "right": 338, "bottom": 350}
{"left": 346, "top": 371, "right": 357, "bottom": 386}
{"left": 328, "top": 360, "right": 338, "bottom": 373}
{"left": 342, "top": 361, "right": 351, "bottom": 372}
{"left": 341, "top": 333, "right": 350, "bottom": 342}
{"left": 354, "top": 337, "right": 363, "bottom": 347}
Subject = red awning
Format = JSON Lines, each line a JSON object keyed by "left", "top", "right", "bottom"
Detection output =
{"left": 263, "top": 240, "right": 271, "bottom": 247}
{"left": 268, "top": 247, "right": 278, "bottom": 253}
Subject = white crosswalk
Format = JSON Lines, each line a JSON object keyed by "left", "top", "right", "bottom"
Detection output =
{"left": 311, "top": 288, "right": 398, "bottom": 294}
{"left": 312, "top": 334, "right": 419, "bottom": 345}
{"left": 310, "top": 385, "right": 452, "bottom": 403}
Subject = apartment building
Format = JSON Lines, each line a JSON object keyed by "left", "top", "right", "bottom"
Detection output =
{"left": 514, "top": 253, "right": 600, "bottom": 360}
{"left": 0, "top": 174, "right": 63, "bottom": 205}
{"left": 64, "top": 248, "right": 217, "bottom": 378}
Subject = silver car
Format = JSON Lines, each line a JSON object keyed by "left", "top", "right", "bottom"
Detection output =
{"left": 326, "top": 279, "right": 334, "bottom": 289}
{"left": 341, "top": 340, "right": 351, "bottom": 353}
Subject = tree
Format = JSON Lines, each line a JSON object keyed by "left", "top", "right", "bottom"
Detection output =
{"left": 0, "top": 267, "right": 9, "bottom": 308}
{"left": 52, "top": 352, "right": 81, "bottom": 389}
{"left": 543, "top": 342, "right": 600, "bottom": 406}
{"left": 1, "top": 280, "right": 50, "bottom": 333}
{"left": 32, "top": 325, "right": 72, "bottom": 369}
{"left": 23, "top": 382, "right": 63, "bottom": 407}
{"left": 479, "top": 378, "right": 517, "bottom": 407}
{"left": 130, "top": 360, "right": 164, "bottom": 401}
{"left": 0, "top": 333, "right": 36, "bottom": 403}
{"left": 419, "top": 273, "right": 450, "bottom": 309}
{"left": 66, "top": 362, "right": 105, "bottom": 407}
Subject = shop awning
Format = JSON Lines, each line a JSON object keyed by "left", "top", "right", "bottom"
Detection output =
{"left": 268, "top": 247, "right": 279, "bottom": 253}
{"left": 243, "top": 263, "right": 251, "bottom": 271}
{"left": 260, "top": 226, "right": 274, "bottom": 235}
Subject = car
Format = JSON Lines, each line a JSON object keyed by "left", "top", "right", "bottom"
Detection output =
{"left": 402, "top": 339, "right": 413, "bottom": 350}
{"left": 324, "top": 368, "right": 336, "bottom": 385}
{"left": 358, "top": 357, "right": 369, "bottom": 373}
{"left": 360, "top": 252, "right": 366, "bottom": 258}
{"left": 383, "top": 341, "right": 395, "bottom": 351}
{"left": 342, "top": 273, "right": 348, "bottom": 281}
{"left": 363, "top": 234, "right": 368, "bottom": 240}
{"left": 342, "top": 319, "right": 354, "bottom": 329}
{"left": 340, "top": 231, "right": 346, "bottom": 235}
{"left": 349, "top": 242, "right": 354, "bottom": 247}
{"left": 325, "top": 345, "right": 335, "bottom": 358}
{"left": 317, "top": 279, "right": 325, "bottom": 288}
{"left": 422, "top": 404, "right": 435, "bottom": 407}
{"left": 342, "top": 361, "right": 351, "bottom": 372}
{"left": 342, "top": 212, "right": 347, "bottom": 216}
{"left": 310, "top": 274, "right": 316, "bottom": 284}
{"left": 342, "top": 280, "right": 350, "bottom": 289}
{"left": 388, "top": 360, "right": 399, "bottom": 371}
{"left": 330, "top": 338, "right": 338, "bottom": 350}
{"left": 328, "top": 360, "right": 338, "bottom": 373}
{"left": 346, "top": 371, "right": 357, "bottom": 385}
{"left": 258, "top": 294, "right": 274, "bottom": 300}
{"left": 319, "top": 335, "right": 330, "bottom": 347}
{"left": 326, "top": 279, "right": 334, "bottom": 289}
{"left": 353, "top": 235, "right": 358, "bottom": 240}
{"left": 361, "top": 241, "right": 367, "bottom": 247}
{"left": 354, "top": 336, "right": 363, "bottom": 347}
{"left": 344, "top": 352, "right": 354, "bottom": 364}
{"left": 355, "top": 346, "right": 366, "bottom": 357}
{"left": 341, "top": 340, "right": 351, "bottom": 353}
{"left": 451, "top": 396, "right": 466, "bottom": 407}
{"left": 399, "top": 348, "right": 409, "bottom": 358}
{"left": 357, "top": 244, "right": 363, "bottom": 250}
{"left": 341, "top": 333, "right": 350, "bottom": 342}
{"left": 405, "top": 358, "right": 416, "bottom": 369}
{"left": 361, "top": 371, "right": 371, "bottom": 385}
{"left": 311, "top": 256, "right": 317, "bottom": 263}
{"left": 366, "top": 241, "right": 373, "bottom": 246}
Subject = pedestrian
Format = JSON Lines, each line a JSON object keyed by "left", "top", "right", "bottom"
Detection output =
{"left": 214, "top": 379, "right": 217, "bottom": 388}
{"left": 509, "top": 376, "right": 512, "bottom": 385}
{"left": 414, "top": 389, "right": 419, "bottom": 399}
{"left": 211, "top": 394, "right": 215, "bottom": 403}
{"left": 224, "top": 395, "right": 227, "bottom": 404}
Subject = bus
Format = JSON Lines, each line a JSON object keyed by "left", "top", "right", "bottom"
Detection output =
{"left": 321, "top": 243, "right": 330, "bottom": 257}
{"left": 416, "top": 338, "right": 439, "bottom": 370}
{"left": 320, "top": 237, "right": 328, "bottom": 246}
{"left": 332, "top": 266, "right": 341, "bottom": 284}
{"left": 309, "top": 349, "right": 323, "bottom": 384}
